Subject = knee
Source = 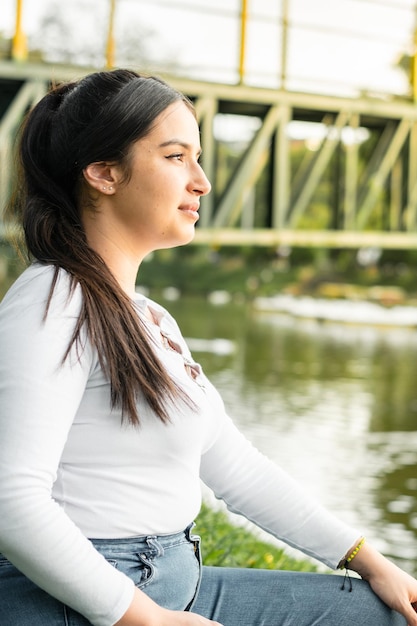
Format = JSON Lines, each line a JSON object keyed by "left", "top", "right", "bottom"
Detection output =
{"left": 345, "top": 578, "right": 406, "bottom": 626}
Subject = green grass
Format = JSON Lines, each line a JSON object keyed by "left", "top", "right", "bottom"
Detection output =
{"left": 194, "top": 503, "right": 318, "bottom": 572}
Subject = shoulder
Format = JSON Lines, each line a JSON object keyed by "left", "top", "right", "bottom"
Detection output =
{"left": 0, "top": 263, "right": 82, "bottom": 321}
{"left": 0, "top": 264, "right": 95, "bottom": 372}
{"left": 0, "top": 263, "right": 80, "bottom": 311}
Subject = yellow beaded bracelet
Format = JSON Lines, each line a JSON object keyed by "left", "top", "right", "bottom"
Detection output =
{"left": 345, "top": 537, "right": 366, "bottom": 566}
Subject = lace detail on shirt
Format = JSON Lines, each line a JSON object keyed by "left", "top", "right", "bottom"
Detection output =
{"left": 159, "top": 329, "right": 205, "bottom": 390}
{"left": 134, "top": 300, "right": 205, "bottom": 391}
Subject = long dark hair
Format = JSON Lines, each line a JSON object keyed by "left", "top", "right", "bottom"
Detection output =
{"left": 9, "top": 69, "right": 196, "bottom": 426}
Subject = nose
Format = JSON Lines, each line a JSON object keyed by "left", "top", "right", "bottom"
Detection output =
{"left": 189, "top": 163, "right": 211, "bottom": 197}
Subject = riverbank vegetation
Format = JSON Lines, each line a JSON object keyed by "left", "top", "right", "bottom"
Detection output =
{"left": 2, "top": 239, "right": 417, "bottom": 306}
{"left": 137, "top": 244, "right": 417, "bottom": 306}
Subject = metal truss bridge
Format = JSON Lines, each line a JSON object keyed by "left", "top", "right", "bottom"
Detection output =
{"left": 2, "top": 60, "right": 417, "bottom": 250}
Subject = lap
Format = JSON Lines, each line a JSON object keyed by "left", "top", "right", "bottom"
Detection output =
{"left": 191, "top": 566, "right": 406, "bottom": 626}
{"left": 0, "top": 550, "right": 407, "bottom": 626}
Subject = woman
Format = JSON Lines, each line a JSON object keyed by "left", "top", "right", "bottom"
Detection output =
{"left": 0, "top": 68, "right": 416, "bottom": 626}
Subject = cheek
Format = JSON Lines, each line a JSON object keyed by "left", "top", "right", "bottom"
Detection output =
{"left": 134, "top": 172, "right": 166, "bottom": 205}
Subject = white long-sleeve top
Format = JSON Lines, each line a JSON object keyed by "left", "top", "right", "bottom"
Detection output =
{"left": 0, "top": 264, "right": 359, "bottom": 626}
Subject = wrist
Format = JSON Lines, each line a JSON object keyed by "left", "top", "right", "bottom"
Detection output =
{"left": 337, "top": 536, "right": 366, "bottom": 570}
{"left": 344, "top": 542, "right": 391, "bottom": 581}
{"left": 114, "top": 588, "right": 162, "bottom": 626}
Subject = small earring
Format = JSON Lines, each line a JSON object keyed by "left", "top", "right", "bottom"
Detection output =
{"left": 102, "top": 186, "right": 107, "bottom": 191}
{"left": 108, "top": 186, "right": 113, "bottom": 191}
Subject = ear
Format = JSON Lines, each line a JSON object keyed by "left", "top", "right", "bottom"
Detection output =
{"left": 82, "top": 162, "right": 120, "bottom": 194}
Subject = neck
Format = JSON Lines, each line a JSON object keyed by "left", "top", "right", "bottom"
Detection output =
{"left": 83, "top": 216, "right": 144, "bottom": 299}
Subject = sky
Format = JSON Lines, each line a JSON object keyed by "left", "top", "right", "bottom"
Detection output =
{"left": 1, "top": 0, "right": 416, "bottom": 99}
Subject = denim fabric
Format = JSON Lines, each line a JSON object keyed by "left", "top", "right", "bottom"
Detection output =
{"left": 192, "top": 566, "right": 406, "bottom": 626}
{"left": 90, "top": 524, "right": 202, "bottom": 612}
{"left": 0, "top": 525, "right": 201, "bottom": 625}
{"left": 0, "top": 555, "right": 67, "bottom": 625}
{"left": 0, "top": 529, "right": 407, "bottom": 626}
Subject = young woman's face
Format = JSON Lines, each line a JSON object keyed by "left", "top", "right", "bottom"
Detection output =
{"left": 109, "top": 100, "right": 211, "bottom": 258}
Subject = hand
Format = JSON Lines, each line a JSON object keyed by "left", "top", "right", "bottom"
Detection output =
{"left": 114, "top": 588, "right": 223, "bottom": 626}
{"left": 348, "top": 542, "right": 417, "bottom": 626}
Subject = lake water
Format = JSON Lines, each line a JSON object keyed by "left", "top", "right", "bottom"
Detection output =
{"left": 159, "top": 293, "right": 417, "bottom": 577}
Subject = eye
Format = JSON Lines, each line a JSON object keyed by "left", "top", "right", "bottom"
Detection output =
{"left": 166, "top": 153, "right": 184, "bottom": 161}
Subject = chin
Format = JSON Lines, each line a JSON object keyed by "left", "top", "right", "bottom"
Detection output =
{"left": 176, "top": 227, "right": 197, "bottom": 247}
{"left": 159, "top": 229, "right": 196, "bottom": 251}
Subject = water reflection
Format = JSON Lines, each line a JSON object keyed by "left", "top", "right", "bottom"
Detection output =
{"left": 162, "top": 296, "right": 417, "bottom": 576}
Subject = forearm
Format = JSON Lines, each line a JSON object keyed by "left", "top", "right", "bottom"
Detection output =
{"left": 201, "top": 417, "right": 360, "bottom": 569}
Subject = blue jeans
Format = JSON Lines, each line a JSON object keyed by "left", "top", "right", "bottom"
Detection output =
{"left": 0, "top": 525, "right": 406, "bottom": 625}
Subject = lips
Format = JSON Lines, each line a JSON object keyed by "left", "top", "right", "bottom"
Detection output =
{"left": 178, "top": 203, "right": 200, "bottom": 220}
{"left": 179, "top": 203, "right": 199, "bottom": 213}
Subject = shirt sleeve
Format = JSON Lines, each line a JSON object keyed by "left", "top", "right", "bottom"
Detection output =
{"left": 200, "top": 410, "right": 360, "bottom": 569}
{"left": 0, "top": 267, "right": 134, "bottom": 626}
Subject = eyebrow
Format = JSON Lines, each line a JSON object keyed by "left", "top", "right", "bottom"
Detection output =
{"left": 158, "top": 139, "right": 202, "bottom": 155}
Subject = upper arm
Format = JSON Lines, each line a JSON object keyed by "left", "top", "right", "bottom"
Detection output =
{"left": 0, "top": 269, "right": 93, "bottom": 491}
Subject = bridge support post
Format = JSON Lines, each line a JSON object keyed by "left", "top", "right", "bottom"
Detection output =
{"left": 11, "top": 0, "right": 27, "bottom": 62}
{"left": 272, "top": 103, "right": 291, "bottom": 228}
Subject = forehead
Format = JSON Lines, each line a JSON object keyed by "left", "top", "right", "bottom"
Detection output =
{"left": 144, "top": 101, "right": 200, "bottom": 146}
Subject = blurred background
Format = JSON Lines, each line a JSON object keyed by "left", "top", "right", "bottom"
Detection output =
{"left": 1, "top": 0, "right": 416, "bottom": 94}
